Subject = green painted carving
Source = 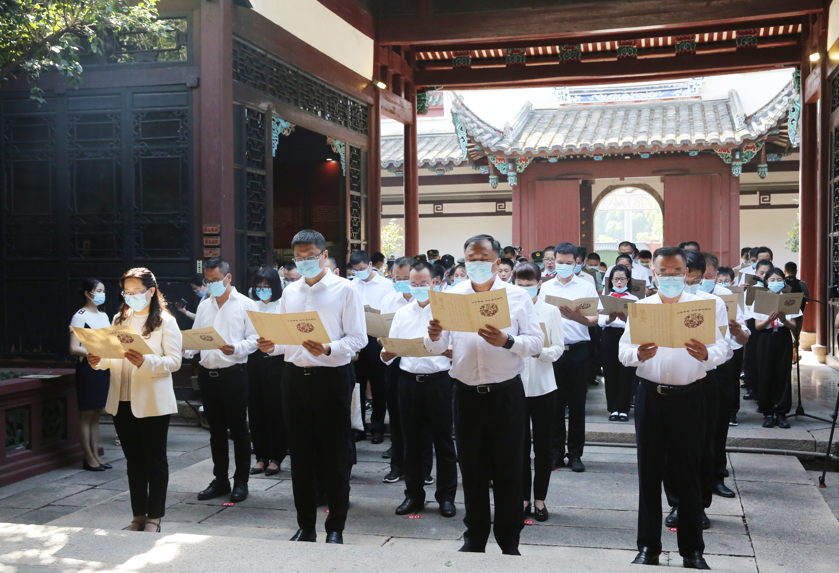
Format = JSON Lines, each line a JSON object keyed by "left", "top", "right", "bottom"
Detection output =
{"left": 328, "top": 137, "right": 346, "bottom": 175}
{"left": 506, "top": 48, "right": 526, "bottom": 66}
{"left": 675, "top": 35, "right": 697, "bottom": 56}
{"left": 788, "top": 70, "right": 801, "bottom": 147}
{"left": 559, "top": 44, "right": 582, "bottom": 64}
{"left": 453, "top": 112, "right": 469, "bottom": 159}
{"left": 452, "top": 50, "right": 472, "bottom": 68}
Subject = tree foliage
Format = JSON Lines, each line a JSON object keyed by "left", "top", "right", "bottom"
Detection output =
{"left": 0, "top": 0, "right": 165, "bottom": 101}
{"left": 380, "top": 219, "right": 405, "bottom": 257}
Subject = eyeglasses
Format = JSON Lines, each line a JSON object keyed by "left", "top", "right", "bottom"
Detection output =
{"left": 292, "top": 252, "right": 323, "bottom": 264}
{"left": 542, "top": 258, "right": 555, "bottom": 263}
{"left": 612, "top": 277, "right": 629, "bottom": 283}
{"left": 121, "top": 288, "right": 149, "bottom": 298}
{"left": 202, "top": 277, "right": 226, "bottom": 286}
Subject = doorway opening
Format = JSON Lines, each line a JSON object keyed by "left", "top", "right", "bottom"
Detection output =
{"left": 594, "top": 186, "right": 663, "bottom": 266}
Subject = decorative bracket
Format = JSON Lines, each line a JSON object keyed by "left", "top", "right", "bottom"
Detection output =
{"left": 271, "top": 117, "right": 295, "bottom": 156}
{"left": 452, "top": 112, "right": 469, "bottom": 159}
{"left": 716, "top": 142, "right": 764, "bottom": 177}
{"left": 788, "top": 69, "right": 801, "bottom": 148}
{"left": 327, "top": 137, "right": 346, "bottom": 175}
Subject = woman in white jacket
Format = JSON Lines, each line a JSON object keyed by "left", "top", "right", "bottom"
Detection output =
{"left": 513, "top": 262, "right": 564, "bottom": 522}
{"left": 88, "top": 268, "right": 182, "bottom": 533}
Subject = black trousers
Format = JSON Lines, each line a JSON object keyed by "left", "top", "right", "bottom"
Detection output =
{"left": 756, "top": 327, "right": 794, "bottom": 415}
{"left": 385, "top": 360, "right": 434, "bottom": 476}
{"left": 283, "top": 363, "right": 353, "bottom": 534}
{"left": 354, "top": 336, "right": 386, "bottom": 434}
{"left": 198, "top": 364, "right": 250, "bottom": 483}
{"left": 522, "top": 391, "right": 555, "bottom": 502}
{"left": 551, "top": 342, "right": 589, "bottom": 460}
{"left": 112, "top": 401, "right": 170, "bottom": 519}
{"left": 742, "top": 318, "right": 758, "bottom": 396}
{"left": 727, "top": 347, "right": 744, "bottom": 415}
{"left": 636, "top": 379, "right": 705, "bottom": 557}
{"left": 600, "top": 327, "right": 635, "bottom": 413}
{"left": 588, "top": 325, "right": 601, "bottom": 381}
{"left": 398, "top": 371, "right": 458, "bottom": 503}
{"left": 712, "top": 359, "right": 735, "bottom": 482}
{"left": 455, "top": 377, "right": 526, "bottom": 553}
{"left": 247, "top": 352, "right": 286, "bottom": 464}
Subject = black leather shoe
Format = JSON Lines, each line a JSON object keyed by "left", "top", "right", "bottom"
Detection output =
{"left": 713, "top": 482, "right": 735, "bottom": 498}
{"left": 723, "top": 469, "right": 730, "bottom": 478}
{"left": 534, "top": 505, "right": 549, "bottom": 522}
{"left": 664, "top": 507, "right": 678, "bottom": 527}
{"left": 568, "top": 457, "right": 585, "bottom": 473}
{"left": 82, "top": 461, "right": 106, "bottom": 472}
{"left": 197, "top": 479, "right": 231, "bottom": 500}
{"left": 762, "top": 415, "right": 775, "bottom": 428}
{"left": 440, "top": 500, "right": 456, "bottom": 517}
{"left": 264, "top": 461, "right": 281, "bottom": 476}
{"left": 100, "top": 462, "right": 113, "bottom": 469}
{"left": 289, "top": 528, "right": 316, "bottom": 542}
{"left": 230, "top": 480, "right": 248, "bottom": 502}
{"left": 552, "top": 455, "right": 565, "bottom": 469}
{"left": 501, "top": 547, "right": 521, "bottom": 555}
{"left": 523, "top": 504, "right": 532, "bottom": 517}
{"left": 743, "top": 391, "right": 755, "bottom": 400}
{"left": 631, "top": 547, "right": 660, "bottom": 565}
{"left": 325, "top": 532, "right": 343, "bottom": 544}
{"left": 371, "top": 433, "right": 384, "bottom": 444}
{"left": 683, "top": 550, "right": 711, "bottom": 569}
{"left": 250, "top": 462, "right": 265, "bottom": 475}
{"left": 381, "top": 447, "right": 392, "bottom": 459}
{"left": 776, "top": 414, "right": 790, "bottom": 429}
{"left": 701, "top": 511, "right": 711, "bottom": 530}
{"left": 458, "top": 543, "right": 484, "bottom": 553}
{"left": 395, "top": 497, "right": 424, "bottom": 515}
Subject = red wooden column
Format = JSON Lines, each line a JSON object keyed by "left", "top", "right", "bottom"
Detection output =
{"left": 800, "top": 101, "right": 818, "bottom": 334}
{"left": 663, "top": 174, "right": 714, "bottom": 248}
{"left": 198, "top": 0, "right": 235, "bottom": 263}
{"left": 367, "top": 89, "right": 382, "bottom": 254}
{"left": 579, "top": 180, "right": 593, "bottom": 251}
{"left": 816, "top": 38, "right": 830, "bottom": 348}
{"left": 403, "top": 82, "right": 419, "bottom": 257}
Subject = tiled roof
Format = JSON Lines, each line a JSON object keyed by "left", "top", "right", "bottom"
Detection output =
{"left": 381, "top": 133, "right": 466, "bottom": 168}
{"left": 450, "top": 80, "right": 796, "bottom": 156}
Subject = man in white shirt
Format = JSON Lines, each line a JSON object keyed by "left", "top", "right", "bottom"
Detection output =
{"left": 576, "top": 246, "right": 601, "bottom": 388}
{"left": 380, "top": 257, "right": 433, "bottom": 485}
{"left": 619, "top": 246, "right": 728, "bottom": 570}
{"left": 732, "top": 247, "right": 751, "bottom": 272}
{"left": 257, "top": 230, "right": 366, "bottom": 544}
{"left": 192, "top": 258, "right": 259, "bottom": 504}
{"left": 350, "top": 250, "right": 394, "bottom": 443}
{"left": 736, "top": 246, "right": 772, "bottom": 286}
{"left": 382, "top": 261, "right": 458, "bottom": 518}
{"left": 426, "top": 234, "right": 543, "bottom": 555}
{"left": 602, "top": 241, "right": 652, "bottom": 294}
{"left": 539, "top": 242, "right": 601, "bottom": 472}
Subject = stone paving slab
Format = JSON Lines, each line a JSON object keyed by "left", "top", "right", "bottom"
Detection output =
{"left": 0, "top": 483, "right": 92, "bottom": 510}
{"left": 729, "top": 453, "right": 813, "bottom": 484}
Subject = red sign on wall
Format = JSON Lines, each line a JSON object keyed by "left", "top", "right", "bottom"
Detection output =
{"left": 203, "top": 236, "right": 221, "bottom": 247}
{"left": 203, "top": 248, "right": 220, "bottom": 258}
{"left": 203, "top": 224, "right": 220, "bottom": 235}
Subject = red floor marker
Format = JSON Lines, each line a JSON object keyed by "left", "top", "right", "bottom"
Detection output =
{"left": 524, "top": 520, "right": 535, "bottom": 525}
{"left": 222, "top": 502, "right": 235, "bottom": 507}
{"left": 324, "top": 510, "right": 330, "bottom": 513}
{"left": 407, "top": 514, "right": 421, "bottom": 519}
{"left": 669, "top": 527, "right": 677, "bottom": 532}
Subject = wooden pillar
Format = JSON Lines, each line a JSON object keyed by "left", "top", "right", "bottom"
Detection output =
{"left": 816, "top": 43, "right": 830, "bottom": 347}
{"left": 579, "top": 180, "right": 593, "bottom": 251}
{"left": 800, "top": 101, "right": 818, "bottom": 334}
{"left": 403, "top": 82, "right": 419, "bottom": 257}
{"left": 198, "top": 0, "right": 235, "bottom": 264}
{"left": 367, "top": 89, "right": 382, "bottom": 254}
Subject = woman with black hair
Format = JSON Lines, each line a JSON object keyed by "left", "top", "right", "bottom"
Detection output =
{"left": 248, "top": 267, "right": 287, "bottom": 476}
{"left": 599, "top": 265, "right": 638, "bottom": 422}
{"left": 69, "top": 278, "right": 111, "bottom": 471}
{"left": 87, "top": 268, "right": 182, "bottom": 533}
{"left": 752, "top": 267, "right": 800, "bottom": 429}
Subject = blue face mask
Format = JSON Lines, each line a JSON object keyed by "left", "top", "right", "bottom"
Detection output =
{"left": 433, "top": 284, "right": 442, "bottom": 292}
{"left": 393, "top": 280, "right": 411, "bottom": 294}
{"left": 207, "top": 279, "right": 227, "bottom": 298}
{"left": 612, "top": 285, "right": 628, "bottom": 294}
{"left": 255, "top": 287, "right": 272, "bottom": 301}
{"left": 656, "top": 275, "right": 686, "bottom": 298}
{"left": 574, "top": 264, "right": 583, "bottom": 274}
{"left": 453, "top": 278, "right": 467, "bottom": 285}
{"left": 520, "top": 285, "right": 538, "bottom": 299}
{"left": 92, "top": 293, "right": 106, "bottom": 306}
{"left": 296, "top": 259, "right": 322, "bottom": 279}
{"left": 410, "top": 285, "right": 431, "bottom": 302}
{"left": 124, "top": 292, "right": 149, "bottom": 312}
{"left": 683, "top": 283, "right": 700, "bottom": 295}
{"left": 699, "top": 278, "right": 716, "bottom": 293}
{"left": 537, "top": 262, "right": 545, "bottom": 270}
{"left": 750, "top": 261, "right": 757, "bottom": 270}
{"left": 767, "top": 281, "right": 785, "bottom": 293}
{"left": 354, "top": 268, "right": 370, "bottom": 281}
{"left": 556, "top": 263, "right": 574, "bottom": 279}
{"left": 466, "top": 261, "right": 495, "bottom": 284}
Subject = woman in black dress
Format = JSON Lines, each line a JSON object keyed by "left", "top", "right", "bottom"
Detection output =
{"left": 69, "top": 278, "right": 112, "bottom": 471}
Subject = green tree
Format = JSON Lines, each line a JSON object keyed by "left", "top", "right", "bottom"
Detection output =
{"left": 0, "top": 0, "right": 165, "bottom": 101}
{"left": 786, "top": 200, "right": 799, "bottom": 253}
{"left": 381, "top": 219, "right": 405, "bottom": 256}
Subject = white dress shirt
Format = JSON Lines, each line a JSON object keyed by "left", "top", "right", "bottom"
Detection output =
{"left": 712, "top": 284, "right": 749, "bottom": 355}
{"left": 385, "top": 300, "right": 451, "bottom": 374}
{"left": 603, "top": 263, "right": 651, "bottom": 288}
{"left": 425, "top": 275, "right": 544, "bottom": 386}
{"left": 575, "top": 270, "right": 597, "bottom": 290}
{"left": 691, "top": 290, "right": 732, "bottom": 370}
{"left": 271, "top": 270, "right": 367, "bottom": 367}
{"left": 353, "top": 271, "right": 395, "bottom": 311}
{"left": 538, "top": 275, "right": 601, "bottom": 344}
{"left": 597, "top": 292, "right": 639, "bottom": 329}
{"left": 522, "top": 299, "right": 565, "bottom": 397}
{"left": 380, "top": 289, "right": 412, "bottom": 314}
{"left": 191, "top": 287, "right": 258, "bottom": 369}
{"left": 618, "top": 291, "right": 728, "bottom": 385}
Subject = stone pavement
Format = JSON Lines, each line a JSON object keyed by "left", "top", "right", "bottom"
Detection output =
{"left": 1, "top": 410, "right": 838, "bottom": 572}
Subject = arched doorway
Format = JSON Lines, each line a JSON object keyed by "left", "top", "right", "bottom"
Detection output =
{"left": 594, "top": 186, "right": 663, "bottom": 265}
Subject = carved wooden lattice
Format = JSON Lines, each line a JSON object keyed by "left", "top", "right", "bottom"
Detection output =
{"left": 245, "top": 108, "right": 267, "bottom": 265}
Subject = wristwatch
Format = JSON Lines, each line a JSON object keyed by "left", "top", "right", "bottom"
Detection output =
{"left": 503, "top": 334, "right": 515, "bottom": 350}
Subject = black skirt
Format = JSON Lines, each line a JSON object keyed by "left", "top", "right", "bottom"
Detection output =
{"left": 75, "top": 357, "right": 111, "bottom": 411}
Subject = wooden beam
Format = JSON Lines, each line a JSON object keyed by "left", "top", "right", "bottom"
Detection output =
{"left": 380, "top": 87, "right": 414, "bottom": 125}
{"left": 740, "top": 161, "right": 799, "bottom": 173}
{"left": 1, "top": 66, "right": 200, "bottom": 93}
{"left": 378, "top": 0, "right": 820, "bottom": 46}
{"left": 415, "top": 45, "right": 799, "bottom": 88}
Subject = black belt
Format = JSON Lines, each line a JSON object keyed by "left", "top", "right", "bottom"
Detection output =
{"left": 640, "top": 378, "right": 703, "bottom": 397}
{"left": 288, "top": 363, "right": 350, "bottom": 376}
{"left": 457, "top": 377, "right": 516, "bottom": 394}
{"left": 200, "top": 363, "right": 245, "bottom": 378}
{"left": 564, "top": 340, "right": 588, "bottom": 351}
{"left": 403, "top": 370, "right": 450, "bottom": 383}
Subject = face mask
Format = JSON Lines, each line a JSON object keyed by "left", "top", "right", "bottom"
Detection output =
{"left": 587, "top": 265, "right": 599, "bottom": 270}
{"left": 612, "top": 285, "right": 628, "bottom": 294}
{"left": 453, "top": 278, "right": 467, "bottom": 285}
{"left": 768, "top": 281, "right": 785, "bottom": 293}
{"left": 410, "top": 285, "right": 431, "bottom": 302}
{"left": 537, "top": 262, "right": 545, "bottom": 270}
{"left": 124, "top": 292, "right": 149, "bottom": 312}
{"left": 197, "top": 290, "right": 207, "bottom": 300}
{"left": 683, "top": 283, "right": 700, "bottom": 295}
{"left": 393, "top": 280, "right": 411, "bottom": 294}
{"left": 354, "top": 268, "right": 370, "bottom": 281}
{"left": 466, "top": 261, "right": 495, "bottom": 284}
{"left": 296, "top": 259, "right": 322, "bottom": 279}
{"left": 574, "top": 264, "right": 583, "bottom": 274}
{"left": 699, "top": 278, "right": 716, "bottom": 293}
{"left": 556, "top": 263, "right": 574, "bottom": 279}
{"left": 750, "top": 261, "right": 757, "bottom": 270}
{"left": 433, "top": 284, "right": 442, "bottom": 292}
{"left": 207, "top": 279, "right": 227, "bottom": 298}
{"left": 656, "top": 275, "right": 685, "bottom": 298}
{"left": 91, "top": 293, "right": 106, "bottom": 306}
{"left": 639, "top": 262, "right": 650, "bottom": 268}
{"left": 255, "top": 287, "right": 272, "bottom": 301}
{"left": 521, "top": 285, "right": 538, "bottom": 299}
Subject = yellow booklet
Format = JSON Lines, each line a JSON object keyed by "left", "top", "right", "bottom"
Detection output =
{"left": 71, "top": 324, "right": 154, "bottom": 359}
{"left": 377, "top": 337, "right": 434, "bottom": 357}
{"left": 364, "top": 308, "right": 395, "bottom": 338}
{"left": 544, "top": 295, "right": 599, "bottom": 317}
{"left": 181, "top": 326, "right": 228, "bottom": 351}
{"left": 628, "top": 300, "right": 716, "bottom": 348}
{"left": 753, "top": 291, "right": 804, "bottom": 315}
{"left": 428, "top": 289, "right": 512, "bottom": 333}
{"left": 247, "top": 310, "right": 331, "bottom": 345}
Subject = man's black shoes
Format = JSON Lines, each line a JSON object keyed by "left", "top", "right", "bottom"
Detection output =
{"left": 371, "top": 432, "right": 384, "bottom": 444}
{"left": 197, "top": 479, "right": 231, "bottom": 500}
{"left": 683, "top": 551, "right": 711, "bottom": 569}
{"left": 702, "top": 511, "right": 711, "bottom": 529}
{"left": 632, "top": 547, "right": 660, "bottom": 565}
{"left": 325, "top": 532, "right": 343, "bottom": 544}
{"left": 440, "top": 500, "right": 456, "bottom": 517}
{"left": 395, "top": 497, "right": 424, "bottom": 515}
{"left": 713, "top": 482, "right": 736, "bottom": 498}
{"left": 665, "top": 507, "right": 678, "bottom": 527}
{"left": 568, "top": 457, "right": 585, "bottom": 473}
{"left": 230, "top": 480, "right": 248, "bottom": 502}
{"left": 381, "top": 447, "right": 392, "bottom": 459}
{"left": 290, "top": 528, "right": 317, "bottom": 542}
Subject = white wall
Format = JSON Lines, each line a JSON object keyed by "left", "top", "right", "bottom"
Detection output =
{"left": 379, "top": 213, "right": 512, "bottom": 259}
{"left": 830, "top": 1, "right": 839, "bottom": 49}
